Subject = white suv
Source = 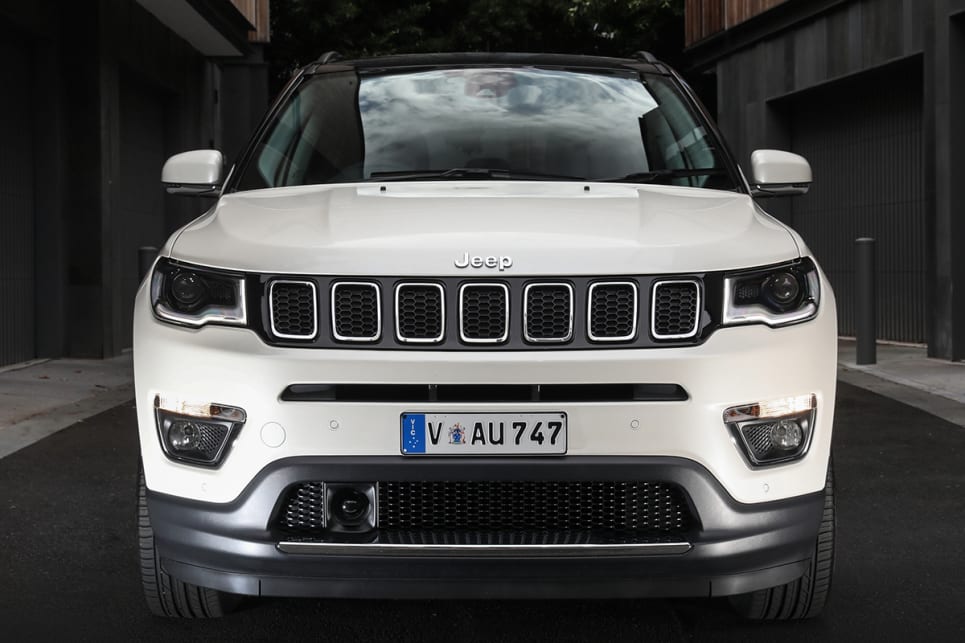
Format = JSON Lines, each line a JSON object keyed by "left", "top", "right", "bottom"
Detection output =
{"left": 135, "top": 53, "right": 836, "bottom": 620}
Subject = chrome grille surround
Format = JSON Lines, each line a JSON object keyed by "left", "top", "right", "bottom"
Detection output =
{"left": 395, "top": 282, "right": 446, "bottom": 344}
{"left": 523, "top": 282, "right": 574, "bottom": 343}
{"left": 459, "top": 282, "right": 510, "bottom": 344}
{"left": 330, "top": 281, "right": 381, "bottom": 342}
{"left": 268, "top": 280, "right": 318, "bottom": 340}
{"left": 587, "top": 281, "right": 639, "bottom": 342}
{"left": 650, "top": 279, "right": 701, "bottom": 340}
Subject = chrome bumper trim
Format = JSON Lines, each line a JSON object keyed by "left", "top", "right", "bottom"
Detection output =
{"left": 276, "top": 541, "right": 692, "bottom": 557}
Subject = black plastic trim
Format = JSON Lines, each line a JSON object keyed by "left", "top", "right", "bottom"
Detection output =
{"left": 279, "top": 383, "right": 689, "bottom": 403}
{"left": 147, "top": 456, "right": 825, "bottom": 599}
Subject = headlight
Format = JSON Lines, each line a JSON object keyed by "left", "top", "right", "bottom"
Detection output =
{"left": 151, "top": 258, "right": 247, "bottom": 327}
{"left": 722, "top": 259, "right": 819, "bottom": 327}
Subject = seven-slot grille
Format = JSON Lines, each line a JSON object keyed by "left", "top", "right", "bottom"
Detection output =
{"left": 651, "top": 280, "right": 700, "bottom": 339}
{"left": 269, "top": 280, "right": 317, "bottom": 339}
{"left": 277, "top": 277, "right": 703, "bottom": 347}
{"left": 395, "top": 283, "right": 445, "bottom": 343}
{"left": 524, "top": 283, "right": 573, "bottom": 342}
{"left": 460, "top": 284, "right": 509, "bottom": 343}
{"left": 331, "top": 282, "right": 380, "bottom": 341}
{"left": 278, "top": 480, "right": 695, "bottom": 538}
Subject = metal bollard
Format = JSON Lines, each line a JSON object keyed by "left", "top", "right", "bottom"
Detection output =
{"left": 855, "top": 237, "right": 876, "bottom": 365}
{"left": 139, "top": 246, "right": 159, "bottom": 281}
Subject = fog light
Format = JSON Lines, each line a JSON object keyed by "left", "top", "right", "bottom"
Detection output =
{"left": 725, "top": 395, "right": 815, "bottom": 466}
{"left": 771, "top": 419, "right": 803, "bottom": 451}
{"left": 168, "top": 421, "right": 202, "bottom": 451}
{"left": 154, "top": 396, "right": 246, "bottom": 467}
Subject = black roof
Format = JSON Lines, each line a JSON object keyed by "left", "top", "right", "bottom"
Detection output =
{"left": 306, "top": 52, "right": 666, "bottom": 75}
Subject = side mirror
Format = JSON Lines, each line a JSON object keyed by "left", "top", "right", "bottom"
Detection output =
{"left": 750, "top": 150, "right": 811, "bottom": 197}
{"left": 162, "top": 150, "right": 225, "bottom": 196}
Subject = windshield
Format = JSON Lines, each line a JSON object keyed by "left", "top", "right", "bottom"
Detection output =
{"left": 233, "top": 67, "right": 738, "bottom": 191}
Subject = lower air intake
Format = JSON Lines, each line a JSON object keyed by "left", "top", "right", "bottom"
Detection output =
{"left": 278, "top": 480, "right": 695, "bottom": 538}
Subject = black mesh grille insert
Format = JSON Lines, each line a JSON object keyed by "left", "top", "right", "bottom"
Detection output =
{"left": 652, "top": 281, "right": 699, "bottom": 338}
{"left": 280, "top": 481, "right": 326, "bottom": 533}
{"left": 396, "top": 284, "right": 444, "bottom": 341}
{"left": 589, "top": 283, "right": 636, "bottom": 340}
{"left": 332, "top": 283, "right": 379, "bottom": 340}
{"left": 277, "top": 480, "right": 694, "bottom": 537}
{"left": 270, "top": 281, "right": 316, "bottom": 338}
{"left": 741, "top": 423, "right": 775, "bottom": 460}
{"left": 525, "top": 284, "right": 572, "bottom": 341}
{"left": 461, "top": 285, "right": 508, "bottom": 341}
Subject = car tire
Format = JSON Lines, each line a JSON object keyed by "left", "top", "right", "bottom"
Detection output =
{"left": 729, "top": 458, "right": 835, "bottom": 621}
{"left": 138, "top": 466, "right": 241, "bottom": 618}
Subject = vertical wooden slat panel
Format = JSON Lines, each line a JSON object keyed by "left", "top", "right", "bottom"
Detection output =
{"left": 789, "top": 59, "right": 926, "bottom": 343}
{"left": 686, "top": 0, "right": 787, "bottom": 46}
{"left": 229, "top": 0, "right": 270, "bottom": 43}
{"left": 0, "top": 29, "right": 36, "bottom": 366}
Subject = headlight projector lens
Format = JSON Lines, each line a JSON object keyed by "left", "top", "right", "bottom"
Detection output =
{"left": 763, "top": 271, "right": 801, "bottom": 308}
{"left": 170, "top": 272, "right": 207, "bottom": 309}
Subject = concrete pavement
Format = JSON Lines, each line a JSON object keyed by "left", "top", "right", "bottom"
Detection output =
{"left": 2, "top": 382, "right": 963, "bottom": 640}
{"left": 0, "top": 339, "right": 962, "bottom": 461}
{"left": 0, "top": 354, "right": 134, "bottom": 458}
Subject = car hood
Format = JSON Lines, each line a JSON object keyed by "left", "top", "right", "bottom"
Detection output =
{"left": 169, "top": 181, "right": 800, "bottom": 276}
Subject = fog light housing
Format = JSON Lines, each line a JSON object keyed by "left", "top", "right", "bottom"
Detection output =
{"left": 724, "top": 394, "right": 815, "bottom": 466}
{"left": 154, "top": 396, "right": 246, "bottom": 467}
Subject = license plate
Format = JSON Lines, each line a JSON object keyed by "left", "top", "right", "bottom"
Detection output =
{"left": 400, "top": 412, "right": 567, "bottom": 455}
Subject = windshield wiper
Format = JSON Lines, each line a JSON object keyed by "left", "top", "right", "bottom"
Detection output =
{"left": 597, "top": 168, "right": 728, "bottom": 184}
{"left": 368, "top": 168, "right": 586, "bottom": 181}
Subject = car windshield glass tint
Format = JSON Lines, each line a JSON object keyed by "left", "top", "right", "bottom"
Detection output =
{"left": 234, "top": 68, "right": 737, "bottom": 191}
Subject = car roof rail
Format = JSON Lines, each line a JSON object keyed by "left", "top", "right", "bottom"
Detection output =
{"left": 632, "top": 50, "right": 658, "bottom": 64}
{"left": 316, "top": 51, "right": 343, "bottom": 64}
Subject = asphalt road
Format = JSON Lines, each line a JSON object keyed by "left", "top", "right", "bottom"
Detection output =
{"left": 1, "top": 382, "right": 963, "bottom": 641}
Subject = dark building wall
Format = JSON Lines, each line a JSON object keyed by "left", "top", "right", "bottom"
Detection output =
{"left": 691, "top": 0, "right": 965, "bottom": 359}
{"left": 0, "top": 0, "right": 268, "bottom": 367}
{"left": 0, "top": 28, "right": 36, "bottom": 365}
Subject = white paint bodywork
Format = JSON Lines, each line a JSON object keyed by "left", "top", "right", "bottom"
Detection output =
{"left": 135, "top": 181, "right": 837, "bottom": 507}
{"left": 161, "top": 150, "right": 225, "bottom": 187}
{"left": 750, "top": 150, "right": 813, "bottom": 189}
{"left": 166, "top": 182, "right": 801, "bottom": 275}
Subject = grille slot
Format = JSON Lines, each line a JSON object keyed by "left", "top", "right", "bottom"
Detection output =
{"left": 331, "top": 282, "right": 381, "bottom": 341}
{"left": 588, "top": 282, "right": 638, "bottom": 341}
{"left": 269, "top": 280, "right": 317, "bottom": 339}
{"left": 524, "top": 283, "right": 573, "bottom": 342}
{"left": 651, "top": 280, "right": 700, "bottom": 339}
{"left": 281, "top": 482, "right": 327, "bottom": 533}
{"left": 277, "top": 480, "right": 695, "bottom": 537}
{"left": 395, "top": 283, "right": 445, "bottom": 343}
{"left": 460, "top": 283, "right": 509, "bottom": 343}
{"left": 280, "top": 383, "right": 689, "bottom": 403}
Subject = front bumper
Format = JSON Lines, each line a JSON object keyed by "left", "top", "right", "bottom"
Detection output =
{"left": 149, "top": 456, "right": 825, "bottom": 599}
{"left": 134, "top": 276, "right": 837, "bottom": 505}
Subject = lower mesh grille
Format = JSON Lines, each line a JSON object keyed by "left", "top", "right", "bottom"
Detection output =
{"left": 278, "top": 480, "right": 695, "bottom": 537}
